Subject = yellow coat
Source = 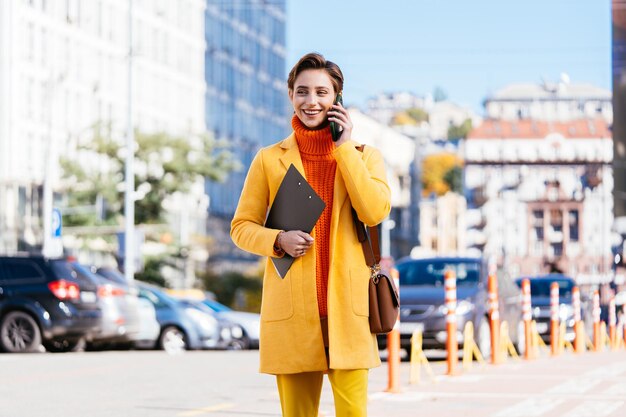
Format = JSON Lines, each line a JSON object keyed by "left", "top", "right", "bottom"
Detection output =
{"left": 231, "top": 133, "right": 391, "bottom": 374}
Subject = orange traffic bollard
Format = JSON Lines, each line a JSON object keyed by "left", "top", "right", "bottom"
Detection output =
{"left": 445, "top": 269, "right": 458, "bottom": 375}
{"left": 572, "top": 287, "right": 585, "bottom": 353}
{"left": 487, "top": 271, "right": 501, "bottom": 364}
{"left": 592, "top": 290, "right": 601, "bottom": 351}
{"left": 608, "top": 296, "right": 616, "bottom": 350}
{"left": 521, "top": 278, "right": 533, "bottom": 360}
{"left": 385, "top": 268, "right": 401, "bottom": 393}
{"left": 550, "top": 282, "right": 559, "bottom": 356}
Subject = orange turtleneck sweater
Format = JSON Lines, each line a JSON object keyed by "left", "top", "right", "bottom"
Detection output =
{"left": 292, "top": 115, "right": 336, "bottom": 318}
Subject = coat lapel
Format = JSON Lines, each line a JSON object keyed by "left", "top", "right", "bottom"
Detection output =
{"left": 278, "top": 133, "right": 306, "bottom": 177}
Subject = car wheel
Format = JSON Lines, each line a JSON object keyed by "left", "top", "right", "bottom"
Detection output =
{"left": 43, "top": 338, "right": 84, "bottom": 353}
{"left": 476, "top": 318, "right": 492, "bottom": 360}
{"left": 228, "top": 339, "right": 246, "bottom": 350}
{"left": 0, "top": 311, "right": 42, "bottom": 353}
{"left": 159, "top": 326, "right": 187, "bottom": 354}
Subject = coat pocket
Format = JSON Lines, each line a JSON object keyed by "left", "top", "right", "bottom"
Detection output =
{"left": 350, "top": 267, "right": 370, "bottom": 317}
{"left": 261, "top": 264, "right": 295, "bottom": 322}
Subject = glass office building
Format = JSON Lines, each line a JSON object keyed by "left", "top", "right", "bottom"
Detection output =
{"left": 204, "top": 1, "right": 290, "bottom": 218}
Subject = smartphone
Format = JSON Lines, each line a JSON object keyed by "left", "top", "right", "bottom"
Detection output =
{"left": 330, "top": 92, "right": 343, "bottom": 142}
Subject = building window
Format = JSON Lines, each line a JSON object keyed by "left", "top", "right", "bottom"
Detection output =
{"left": 551, "top": 242, "right": 563, "bottom": 257}
{"left": 569, "top": 210, "right": 579, "bottom": 241}
{"left": 534, "top": 226, "right": 544, "bottom": 240}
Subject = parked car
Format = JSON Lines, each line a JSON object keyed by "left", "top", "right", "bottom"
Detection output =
{"left": 0, "top": 255, "right": 101, "bottom": 353}
{"left": 176, "top": 299, "right": 245, "bottom": 350}
{"left": 379, "top": 256, "right": 524, "bottom": 358}
{"left": 94, "top": 267, "right": 160, "bottom": 349}
{"left": 201, "top": 299, "right": 260, "bottom": 349}
{"left": 136, "top": 282, "right": 222, "bottom": 352}
{"left": 514, "top": 274, "right": 578, "bottom": 344}
{"left": 69, "top": 263, "right": 142, "bottom": 349}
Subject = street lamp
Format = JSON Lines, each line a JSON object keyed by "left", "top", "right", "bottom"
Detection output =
{"left": 124, "top": 0, "right": 135, "bottom": 282}
{"left": 42, "top": 73, "right": 66, "bottom": 258}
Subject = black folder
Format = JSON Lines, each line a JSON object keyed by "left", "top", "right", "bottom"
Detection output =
{"left": 265, "top": 164, "right": 326, "bottom": 278}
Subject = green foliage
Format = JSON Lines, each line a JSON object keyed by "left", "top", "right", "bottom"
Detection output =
{"left": 443, "top": 165, "right": 463, "bottom": 194}
{"left": 198, "top": 269, "right": 262, "bottom": 313}
{"left": 421, "top": 153, "right": 463, "bottom": 196}
{"left": 60, "top": 128, "right": 240, "bottom": 226}
{"left": 447, "top": 118, "right": 473, "bottom": 140}
{"left": 134, "top": 258, "right": 168, "bottom": 287}
{"left": 406, "top": 107, "right": 429, "bottom": 123}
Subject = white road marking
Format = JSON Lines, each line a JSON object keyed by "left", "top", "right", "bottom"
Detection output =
{"left": 492, "top": 398, "right": 565, "bottom": 417}
{"left": 581, "top": 362, "right": 626, "bottom": 378}
{"left": 564, "top": 400, "right": 624, "bottom": 417}
{"left": 546, "top": 378, "right": 601, "bottom": 394}
{"left": 604, "top": 383, "right": 626, "bottom": 395}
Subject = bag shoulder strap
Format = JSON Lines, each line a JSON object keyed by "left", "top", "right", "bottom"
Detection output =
{"left": 352, "top": 145, "right": 381, "bottom": 271}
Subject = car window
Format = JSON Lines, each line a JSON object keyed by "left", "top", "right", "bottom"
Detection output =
{"left": 204, "top": 300, "right": 231, "bottom": 312}
{"left": 1, "top": 260, "right": 46, "bottom": 284}
{"left": 51, "top": 260, "right": 78, "bottom": 281}
{"left": 398, "top": 260, "right": 480, "bottom": 287}
{"left": 529, "top": 279, "right": 574, "bottom": 297}
{"left": 138, "top": 288, "right": 169, "bottom": 308}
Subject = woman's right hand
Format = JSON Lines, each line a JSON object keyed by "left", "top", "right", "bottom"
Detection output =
{"left": 279, "top": 230, "right": 314, "bottom": 258}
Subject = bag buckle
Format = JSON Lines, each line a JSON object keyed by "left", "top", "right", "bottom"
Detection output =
{"left": 370, "top": 264, "right": 381, "bottom": 281}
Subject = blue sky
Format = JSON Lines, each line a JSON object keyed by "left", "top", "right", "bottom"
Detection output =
{"left": 286, "top": 0, "right": 611, "bottom": 114}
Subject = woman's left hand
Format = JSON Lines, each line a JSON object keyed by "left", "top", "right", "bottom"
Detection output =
{"left": 328, "top": 101, "right": 353, "bottom": 147}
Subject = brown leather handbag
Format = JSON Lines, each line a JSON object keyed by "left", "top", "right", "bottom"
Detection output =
{"left": 352, "top": 208, "right": 399, "bottom": 334}
{"left": 351, "top": 146, "right": 400, "bottom": 334}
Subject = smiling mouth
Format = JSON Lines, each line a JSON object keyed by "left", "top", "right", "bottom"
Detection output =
{"left": 302, "top": 109, "right": 322, "bottom": 116}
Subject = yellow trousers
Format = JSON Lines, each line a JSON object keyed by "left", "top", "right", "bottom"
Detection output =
{"left": 276, "top": 369, "right": 368, "bottom": 417}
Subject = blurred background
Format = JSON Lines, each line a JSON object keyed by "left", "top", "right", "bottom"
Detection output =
{"left": 0, "top": 0, "right": 624, "bottom": 313}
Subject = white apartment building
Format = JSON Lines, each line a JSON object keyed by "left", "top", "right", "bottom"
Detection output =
{"left": 416, "top": 192, "right": 467, "bottom": 257}
{"left": 484, "top": 75, "right": 612, "bottom": 123}
{"left": 365, "top": 91, "right": 431, "bottom": 126}
{"left": 349, "top": 108, "right": 415, "bottom": 258}
{"left": 0, "top": 0, "right": 206, "bottom": 254}
{"left": 365, "top": 91, "right": 480, "bottom": 142}
{"left": 464, "top": 118, "right": 613, "bottom": 283}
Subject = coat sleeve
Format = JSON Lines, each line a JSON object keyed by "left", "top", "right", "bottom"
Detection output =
{"left": 230, "top": 149, "right": 282, "bottom": 257}
{"left": 333, "top": 142, "right": 391, "bottom": 226}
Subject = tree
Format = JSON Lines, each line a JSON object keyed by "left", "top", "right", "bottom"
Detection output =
{"left": 197, "top": 268, "right": 262, "bottom": 312}
{"left": 443, "top": 165, "right": 463, "bottom": 194}
{"left": 421, "top": 153, "right": 463, "bottom": 196}
{"left": 433, "top": 86, "right": 448, "bottom": 102}
{"left": 447, "top": 118, "right": 473, "bottom": 141}
{"left": 406, "top": 107, "right": 429, "bottom": 123}
{"left": 60, "top": 128, "right": 240, "bottom": 226}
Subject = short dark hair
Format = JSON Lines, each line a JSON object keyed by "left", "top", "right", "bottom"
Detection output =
{"left": 287, "top": 52, "right": 344, "bottom": 94}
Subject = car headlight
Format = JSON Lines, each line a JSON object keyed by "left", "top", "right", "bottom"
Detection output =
{"left": 185, "top": 308, "right": 218, "bottom": 333}
{"left": 220, "top": 327, "right": 232, "bottom": 340}
{"left": 231, "top": 325, "right": 244, "bottom": 339}
{"left": 436, "top": 300, "right": 474, "bottom": 316}
{"left": 559, "top": 304, "right": 574, "bottom": 321}
{"left": 456, "top": 300, "right": 474, "bottom": 315}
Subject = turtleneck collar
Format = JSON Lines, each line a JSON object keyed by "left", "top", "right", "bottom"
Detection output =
{"left": 292, "top": 114, "right": 335, "bottom": 156}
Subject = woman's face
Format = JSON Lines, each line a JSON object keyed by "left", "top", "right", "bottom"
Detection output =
{"left": 289, "top": 69, "right": 336, "bottom": 129}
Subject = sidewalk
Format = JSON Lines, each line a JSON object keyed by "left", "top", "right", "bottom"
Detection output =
{"left": 320, "top": 350, "right": 626, "bottom": 417}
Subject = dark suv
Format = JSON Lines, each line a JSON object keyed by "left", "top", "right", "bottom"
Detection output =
{"left": 514, "top": 274, "right": 578, "bottom": 344}
{"left": 0, "top": 255, "right": 102, "bottom": 353}
{"left": 379, "top": 257, "right": 524, "bottom": 358}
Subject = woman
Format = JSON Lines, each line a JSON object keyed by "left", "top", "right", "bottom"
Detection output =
{"left": 231, "top": 52, "right": 391, "bottom": 417}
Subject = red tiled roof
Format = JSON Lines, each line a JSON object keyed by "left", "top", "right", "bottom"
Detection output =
{"left": 467, "top": 118, "right": 610, "bottom": 139}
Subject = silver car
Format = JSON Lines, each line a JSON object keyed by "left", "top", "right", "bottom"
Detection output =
{"left": 70, "top": 264, "right": 141, "bottom": 348}
{"left": 95, "top": 267, "right": 159, "bottom": 348}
